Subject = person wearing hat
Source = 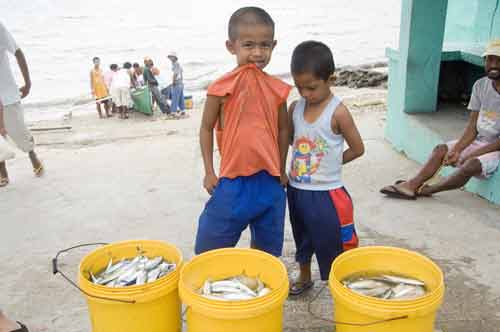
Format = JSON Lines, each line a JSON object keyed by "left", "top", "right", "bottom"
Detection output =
{"left": 380, "top": 39, "right": 500, "bottom": 199}
{"left": 166, "top": 51, "right": 186, "bottom": 117}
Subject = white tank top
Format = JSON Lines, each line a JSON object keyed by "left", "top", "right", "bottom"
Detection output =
{"left": 288, "top": 96, "right": 344, "bottom": 191}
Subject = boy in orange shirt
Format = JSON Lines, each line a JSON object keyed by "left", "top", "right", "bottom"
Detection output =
{"left": 195, "top": 7, "right": 292, "bottom": 256}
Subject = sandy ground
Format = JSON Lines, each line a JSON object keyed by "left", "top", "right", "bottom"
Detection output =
{"left": 1, "top": 86, "right": 499, "bottom": 332}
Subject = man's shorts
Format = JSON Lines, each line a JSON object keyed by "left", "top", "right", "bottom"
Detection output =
{"left": 4, "top": 103, "right": 34, "bottom": 153}
{"left": 195, "top": 171, "right": 286, "bottom": 257}
{"left": 112, "top": 87, "right": 131, "bottom": 107}
{"left": 447, "top": 140, "right": 500, "bottom": 178}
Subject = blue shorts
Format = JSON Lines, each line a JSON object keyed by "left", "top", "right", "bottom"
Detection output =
{"left": 287, "top": 185, "right": 358, "bottom": 280}
{"left": 195, "top": 171, "right": 286, "bottom": 257}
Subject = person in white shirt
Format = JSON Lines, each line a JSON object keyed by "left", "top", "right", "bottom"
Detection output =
{"left": 0, "top": 22, "right": 43, "bottom": 188}
{"left": 111, "top": 62, "right": 133, "bottom": 119}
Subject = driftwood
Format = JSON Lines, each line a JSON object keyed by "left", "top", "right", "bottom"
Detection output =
{"left": 30, "top": 126, "right": 72, "bottom": 132}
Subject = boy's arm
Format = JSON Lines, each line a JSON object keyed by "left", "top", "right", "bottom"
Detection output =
{"left": 445, "top": 111, "right": 479, "bottom": 165}
{"left": 278, "top": 102, "right": 290, "bottom": 186}
{"left": 200, "top": 95, "right": 222, "bottom": 194}
{"left": 0, "top": 99, "right": 6, "bottom": 137}
{"left": 15, "top": 49, "right": 31, "bottom": 98}
{"left": 287, "top": 101, "right": 298, "bottom": 145}
{"left": 333, "top": 104, "right": 364, "bottom": 164}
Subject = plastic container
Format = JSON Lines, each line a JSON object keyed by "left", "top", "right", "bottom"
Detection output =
{"left": 78, "top": 240, "right": 183, "bottom": 332}
{"left": 179, "top": 248, "right": 289, "bottom": 332}
{"left": 329, "top": 246, "right": 445, "bottom": 332}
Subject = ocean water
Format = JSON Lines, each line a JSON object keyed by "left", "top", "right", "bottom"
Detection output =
{"left": 1, "top": 0, "right": 400, "bottom": 120}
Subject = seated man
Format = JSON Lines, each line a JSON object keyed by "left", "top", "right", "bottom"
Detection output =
{"left": 381, "top": 39, "right": 500, "bottom": 199}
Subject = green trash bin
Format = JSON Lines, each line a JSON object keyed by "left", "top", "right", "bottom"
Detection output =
{"left": 131, "top": 86, "right": 153, "bottom": 115}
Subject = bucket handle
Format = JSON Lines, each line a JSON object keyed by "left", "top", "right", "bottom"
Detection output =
{"left": 52, "top": 242, "right": 136, "bottom": 304}
{"left": 308, "top": 285, "right": 408, "bottom": 326}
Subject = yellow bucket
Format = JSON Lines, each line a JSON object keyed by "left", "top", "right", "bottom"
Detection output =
{"left": 179, "top": 248, "right": 289, "bottom": 332}
{"left": 184, "top": 95, "right": 193, "bottom": 109}
{"left": 78, "top": 240, "right": 183, "bottom": 332}
{"left": 329, "top": 246, "right": 444, "bottom": 332}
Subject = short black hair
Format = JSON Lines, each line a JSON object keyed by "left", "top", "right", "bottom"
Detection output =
{"left": 123, "top": 62, "right": 132, "bottom": 69}
{"left": 291, "top": 41, "right": 335, "bottom": 81}
{"left": 93, "top": 57, "right": 100, "bottom": 62}
{"left": 110, "top": 64, "right": 118, "bottom": 70}
{"left": 228, "top": 7, "right": 274, "bottom": 41}
{"left": 133, "top": 62, "right": 140, "bottom": 68}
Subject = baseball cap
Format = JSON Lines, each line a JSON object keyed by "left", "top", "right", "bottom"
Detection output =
{"left": 483, "top": 39, "right": 500, "bottom": 57}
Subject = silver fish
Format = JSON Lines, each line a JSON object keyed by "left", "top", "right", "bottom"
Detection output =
{"left": 380, "top": 275, "right": 425, "bottom": 286}
{"left": 90, "top": 254, "right": 176, "bottom": 287}
{"left": 147, "top": 268, "right": 161, "bottom": 283}
{"left": 343, "top": 273, "right": 427, "bottom": 300}
{"left": 136, "top": 271, "right": 147, "bottom": 286}
{"left": 199, "top": 274, "right": 270, "bottom": 301}
{"left": 145, "top": 257, "right": 163, "bottom": 271}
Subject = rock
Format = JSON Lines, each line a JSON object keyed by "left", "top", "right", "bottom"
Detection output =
{"left": 334, "top": 66, "right": 387, "bottom": 89}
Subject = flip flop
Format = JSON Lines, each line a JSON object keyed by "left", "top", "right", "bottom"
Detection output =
{"left": 289, "top": 280, "right": 314, "bottom": 296}
{"left": 33, "top": 162, "right": 44, "bottom": 177}
{"left": 11, "top": 321, "right": 29, "bottom": 332}
{"left": 380, "top": 184, "right": 417, "bottom": 200}
{"left": 0, "top": 177, "right": 9, "bottom": 187}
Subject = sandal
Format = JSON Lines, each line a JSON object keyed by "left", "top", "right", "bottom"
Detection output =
{"left": 33, "top": 162, "right": 44, "bottom": 177}
{"left": 289, "top": 280, "right": 314, "bottom": 296}
{"left": 380, "top": 184, "right": 417, "bottom": 200}
{"left": 11, "top": 321, "right": 29, "bottom": 332}
{"left": 0, "top": 177, "right": 9, "bottom": 187}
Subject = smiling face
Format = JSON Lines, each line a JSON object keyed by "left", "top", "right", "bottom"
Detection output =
{"left": 486, "top": 55, "right": 500, "bottom": 80}
{"left": 226, "top": 23, "right": 276, "bottom": 70}
{"left": 293, "top": 71, "right": 334, "bottom": 105}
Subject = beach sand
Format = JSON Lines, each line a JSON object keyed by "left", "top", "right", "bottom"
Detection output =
{"left": 1, "top": 86, "right": 500, "bottom": 332}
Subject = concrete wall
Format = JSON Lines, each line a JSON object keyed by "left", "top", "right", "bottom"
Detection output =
{"left": 445, "top": 0, "right": 500, "bottom": 45}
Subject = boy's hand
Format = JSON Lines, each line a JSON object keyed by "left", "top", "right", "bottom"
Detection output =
{"left": 279, "top": 172, "right": 288, "bottom": 187}
{"left": 19, "top": 83, "right": 31, "bottom": 98}
{"left": 444, "top": 150, "right": 460, "bottom": 166}
{"left": 0, "top": 126, "right": 6, "bottom": 137}
{"left": 203, "top": 173, "right": 219, "bottom": 195}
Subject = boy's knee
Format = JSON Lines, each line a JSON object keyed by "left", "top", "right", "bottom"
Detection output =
{"left": 460, "top": 158, "right": 482, "bottom": 177}
{"left": 433, "top": 144, "right": 448, "bottom": 156}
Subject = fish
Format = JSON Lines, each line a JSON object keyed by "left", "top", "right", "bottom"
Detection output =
{"left": 88, "top": 254, "right": 176, "bottom": 287}
{"left": 145, "top": 256, "right": 163, "bottom": 271}
{"left": 380, "top": 275, "right": 425, "bottom": 286}
{"left": 343, "top": 273, "right": 427, "bottom": 300}
{"left": 147, "top": 267, "right": 161, "bottom": 283}
{"left": 199, "top": 274, "right": 271, "bottom": 301}
{"left": 347, "top": 279, "right": 390, "bottom": 290}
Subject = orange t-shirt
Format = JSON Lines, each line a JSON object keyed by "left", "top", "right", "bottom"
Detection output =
{"left": 208, "top": 64, "right": 292, "bottom": 179}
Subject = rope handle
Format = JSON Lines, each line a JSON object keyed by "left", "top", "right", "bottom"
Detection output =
{"left": 52, "top": 242, "right": 136, "bottom": 304}
{"left": 307, "top": 284, "right": 408, "bottom": 327}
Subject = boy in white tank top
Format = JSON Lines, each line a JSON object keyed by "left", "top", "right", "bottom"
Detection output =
{"left": 287, "top": 41, "right": 365, "bottom": 295}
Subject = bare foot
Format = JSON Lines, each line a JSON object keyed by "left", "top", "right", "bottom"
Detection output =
{"left": 417, "top": 184, "right": 433, "bottom": 197}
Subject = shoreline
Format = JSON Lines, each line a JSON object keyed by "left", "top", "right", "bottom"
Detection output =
{"left": 26, "top": 85, "right": 388, "bottom": 150}
{"left": 23, "top": 62, "right": 388, "bottom": 123}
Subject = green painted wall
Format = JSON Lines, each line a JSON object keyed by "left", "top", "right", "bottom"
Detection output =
{"left": 445, "top": 0, "right": 500, "bottom": 45}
